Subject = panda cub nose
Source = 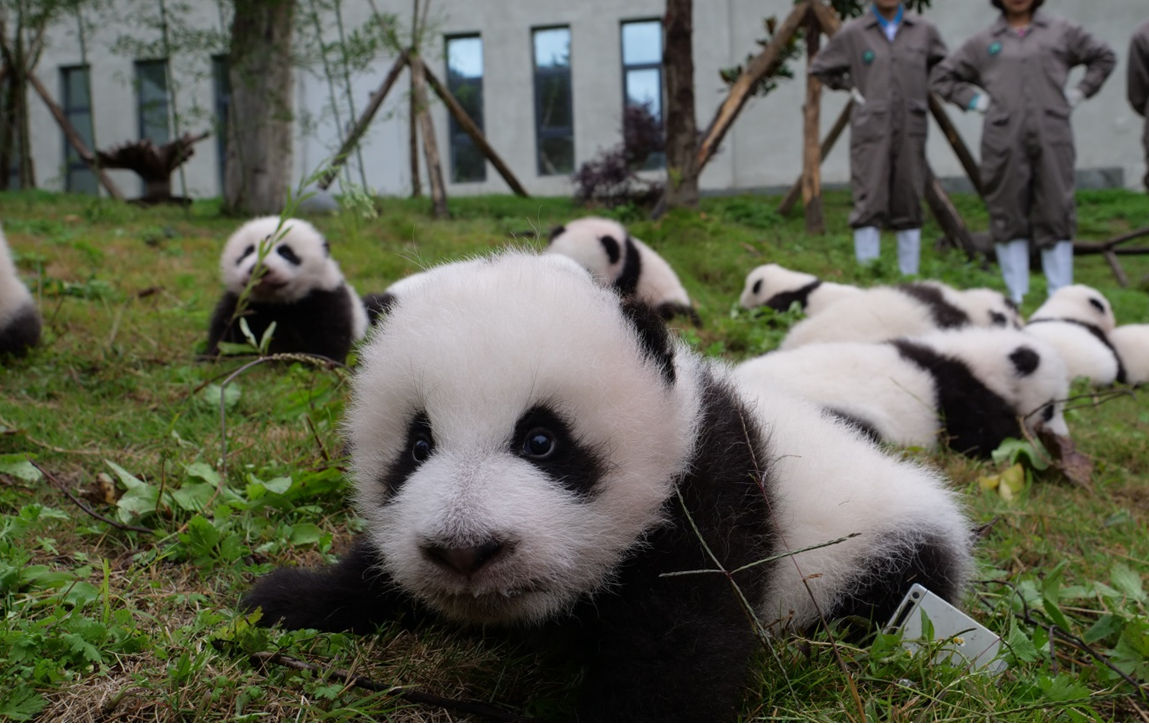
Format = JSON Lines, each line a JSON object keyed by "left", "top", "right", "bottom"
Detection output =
{"left": 422, "top": 538, "right": 510, "bottom": 576}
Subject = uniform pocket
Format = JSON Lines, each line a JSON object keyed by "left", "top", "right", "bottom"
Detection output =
{"left": 851, "top": 100, "right": 889, "bottom": 143}
{"left": 907, "top": 98, "right": 928, "bottom": 137}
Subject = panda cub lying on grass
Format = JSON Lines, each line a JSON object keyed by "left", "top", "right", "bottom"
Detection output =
{"left": 242, "top": 252, "right": 972, "bottom": 721}
{"left": 204, "top": 217, "right": 368, "bottom": 363}
{"left": 734, "top": 328, "right": 1070, "bottom": 458}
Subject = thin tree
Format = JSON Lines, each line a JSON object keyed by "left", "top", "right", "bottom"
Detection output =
{"left": 660, "top": 0, "right": 697, "bottom": 211}
{"left": 224, "top": 0, "right": 295, "bottom": 215}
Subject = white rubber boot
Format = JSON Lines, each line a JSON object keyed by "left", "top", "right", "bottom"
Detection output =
{"left": 995, "top": 238, "right": 1030, "bottom": 304}
{"left": 854, "top": 226, "right": 881, "bottom": 264}
{"left": 895, "top": 228, "right": 921, "bottom": 276}
{"left": 1041, "top": 241, "right": 1074, "bottom": 297}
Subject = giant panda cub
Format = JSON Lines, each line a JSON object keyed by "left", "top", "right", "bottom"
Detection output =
{"left": 779, "top": 281, "right": 1021, "bottom": 349}
{"left": 0, "top": 223, "right": 41, "bottom": 358}
{"left": 546, "top": 216, "right": 698, "bottom": 322}
{"left": 738, "top": 263, "right": 861, "bottom": 315}
{"left": 242, "top": 251, "right": 972, "bottom": 721}
{"left": 734, "top": 327, "right": 1070, "bottom": 458}
{"left": 1024, "top": 284, "right": 1125, "bottom": 386}
{"left": 1110, "top": 325, "right": 1149, "bottom": 385}
{"left": 204, "top": 216, "right": 368, "bottom": 362}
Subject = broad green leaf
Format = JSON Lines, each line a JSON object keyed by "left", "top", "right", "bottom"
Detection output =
{"left": 289, "top": 523, "right": 324, "bottom": 547}
{"left": 1083, "top": 613, "right": 1125, "bottom": 644}
{"left": 0, "top": 454, "right": 41, "bottom": 482}
{"left": 170, "top": 482, "right": 217, "bottom": 513}
{"left": 201, "top": 383, "right": 241, "bottom": 409}
{"left": 1111, "top": 562, "right": 1146, "bottom": 603}
{"left": 185, "top": 462, "right": 221, "bottom": 487}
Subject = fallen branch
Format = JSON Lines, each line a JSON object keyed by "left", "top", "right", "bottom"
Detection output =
{"left": 248, "top": 650, "right": 519, "bottom": 720}
{"left": 32, "top": 460, "right": 153, "bottom": 534}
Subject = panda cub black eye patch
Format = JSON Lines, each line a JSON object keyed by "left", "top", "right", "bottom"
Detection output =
{"left": 752, "top": 279, "right": 763, "bottom": 295}
{"left": 237, "top": 244, "right": 256, "bottom": 265}
{"left": 276, "top": 244, "right": 302, "bottom": 265}
{"left": 512, "top": 405, "right": 604, "bottom": 498}
{"left": 1089, "top": 297, "right": 1106, "bottom": 314}
{"left": 378, "top": 412, "right": 434, "bottom": 495}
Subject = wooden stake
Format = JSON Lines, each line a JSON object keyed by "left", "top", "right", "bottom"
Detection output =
{"left": 409, "top": 55, "right": 448, "bottom": 218}
{"left": 317, "top": 48, "right": 409, "bottom": 190}
{"left": 923, "top": 166, "right": 977, "bottom": 259}
{"left": 695, "top": 1, "right": 808, "bottom": 172}
{"left": 801, "top": 7, "right": 824, "bottom": 234}
{"left": 778, "top": 99, "right": 852, "bottom": 216}
{"left": 928, "top": 93, "right": 982, "bottom": 197}
{"left": 26, "top": 72, "right": 124, "bottom": 200}
{"left": 408, "top": 73, "right": 421, "bottom": 196}
{"left": 421, "top": 62, "right": 528, "bottom": 197}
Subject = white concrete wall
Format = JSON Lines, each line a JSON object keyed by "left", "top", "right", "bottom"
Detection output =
{"left": 21, "top": 0, "right": 1149, "bottom": 199}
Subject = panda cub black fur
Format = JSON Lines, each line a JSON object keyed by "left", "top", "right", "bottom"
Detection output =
{"left": 0, "top": 223, "right": 41, "bottom": 358}
{"left": 204, "top": 217, "right": 368, "bottom": 362}
{"left": 241, "top": 252, "right": 971, "bottom": 721}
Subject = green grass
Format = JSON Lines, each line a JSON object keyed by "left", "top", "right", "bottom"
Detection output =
{"left": 1, "top": 188, "right": 1147, "bottom": 721}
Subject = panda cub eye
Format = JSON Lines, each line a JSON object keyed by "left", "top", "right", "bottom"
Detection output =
{"left": 276, "top": 244, "right": 302, "bottom": 265}
{"left": 522, "top": 428, "right": 557, "bottom": 459}
{"left": 408, "top": 414, "right": 435, "bottom": 464}
{"left": 237, "top": 244, "right": 256, "bottom": 265}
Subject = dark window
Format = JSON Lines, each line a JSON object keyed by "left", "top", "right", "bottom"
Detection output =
{"left": 60, "top": 65, "right": 98, "bottom": 195}
{"left": 621, "top": 19, "right": 663, "bottom": 170}
{"left": 445, "top": 35, "right": 485, "bottom": 183}
{"left": 135, "top": 59, "right": 171, "bottom": 145}
{"left": 532, "top": 26, "right": 573, "bottom": 176}
{"left": 212, "top": 55, "right": 231, "bottom": 192}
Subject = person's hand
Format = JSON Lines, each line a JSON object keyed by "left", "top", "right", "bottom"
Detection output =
{"left": 850, "top": 87, "right": 866, "bottom": 105}
{"left": 969, "top": 93, "right": 991, "bottom": 114}
{"left": 1066, "top": 87, "right": 1085, "bottom": 108}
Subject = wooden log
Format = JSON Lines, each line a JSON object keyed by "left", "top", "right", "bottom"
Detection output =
{"left": 801, "top": 8, "right": 824, "bottom": 234}
{"left": 778, "top": 99, "right": 852, "bottom": 216}
{"left": 409, "top": 55, "right": 448, "bottom": 218}
{"left": 422, "top": 61, "right": 529, "bottom": 197}
{"left": 1103, "top": 250, "right": 1130, "bottom": 288}
{"left": 26, "top": 72, "right": 124, "bottom": 200}
{"left": 923, "top": 165, "right": 978, "bottom": 259}
{"left": 928, "top": 93, "right": 982, "bottom": 197}
{"left": 695, "top": 1, "right": 808, "bottom": 172}
{"left": 808, "top": 0, "right": 842, "bottom": 35}
{"left": 317, "top": 48, "right": 409, "bottom": 190}
{"left": 408, "top": 72, "right": 421, "bottom": 197}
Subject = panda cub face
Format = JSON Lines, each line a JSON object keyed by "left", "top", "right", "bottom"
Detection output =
{"left": 221, "top": 216, "right": 343, "bottom": 303}
{"left": 738, "top": 264, "right": 816, "bottom": 310}
{"left": 545, "top": 217, "right": 630, "bottom": 287}
{"left": 348, "top": 253, "right": 700, "bottom": 626}
{"left": 1031, "top": 284, "right": 1116, "bottom": 332}
{"left": 958, "top": 288, "right": 1023, "bottom": 329}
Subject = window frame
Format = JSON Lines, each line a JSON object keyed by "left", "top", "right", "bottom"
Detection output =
{"left": 443, "top": 33, "right": 487, "bottom": 183}
{"left": 134, "top": 58, "right": 172, "bottom": 145}
{"left": 60, "top": 63, "right": 98, "bottom": 195}
{"left": 619, "top": 17, "right": 665, "bottom": 171}
{"left": 211, "top": 54, "right": 231, "bottom": 193}
{"left": 530, "top": 24, "right": 574, "bottom": 177}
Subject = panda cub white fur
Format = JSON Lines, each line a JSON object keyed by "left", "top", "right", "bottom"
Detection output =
{"left": 734, "top": 327, "right": 1070, "bottom": 458}
{"left": 738, "top": 263, "right": 861, "bottom": 315}
{"left": 1024, "top": 284, "right": 1125, "bottom": 386}
{"left": 779, "top": 281, "right": 1018, "bottom": 350}
{"left": 0, "top": 223, "right": 41, "bottom": 357}
{"left": 1110, "top": 325, "right": 1149, "bottom": 385}
{"left": 205, "top": 216, "right": 368, "bottom": 362}
{"left": 242, "top": 251, "right": 971, "bottom": 721}
{"left": 546, "top": 216, "right": 697, "bottom": 321}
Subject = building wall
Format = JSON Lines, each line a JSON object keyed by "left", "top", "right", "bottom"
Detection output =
{"left": 21, "top": 1, "right": 1149, "bottom": 199}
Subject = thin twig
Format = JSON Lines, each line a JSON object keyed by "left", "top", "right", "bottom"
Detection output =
{"left": 982, "top": 579, "right": 1149, "bottom": 703}
{"left": 248, "top": 650, "right": 519, "bottom": 720}
{"left": 32, "top": 460, "right": 152, "bottom": 534}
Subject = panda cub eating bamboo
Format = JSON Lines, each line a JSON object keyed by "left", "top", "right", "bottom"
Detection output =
{"left": 241, "top": 252, "right": 971, "bottom": 721}
{"left": 204, "top": 217, "right": 368, "bottom": 362}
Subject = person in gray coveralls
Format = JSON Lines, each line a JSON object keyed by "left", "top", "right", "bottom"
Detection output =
{"left": 810, "top": 0, "right": 947, "bottom": 276}
{"left": 1128, "top": 19, "right": 1149, "bottom": 192}
{"left": 931, "top": 0, "right": 1115, "bottom": 304}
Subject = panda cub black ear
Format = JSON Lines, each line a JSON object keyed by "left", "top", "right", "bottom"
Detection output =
{"left": 598, "top": 235, "right": 621, "bottom": 265}
{"left": 619, "top": 297, "right": 676, "bottom": 386}
{"left": 547, "top": 225, "right": 566, "bottom": 243}
{"left": 1009, "top": 346, "right": 1040, "bottom": 376}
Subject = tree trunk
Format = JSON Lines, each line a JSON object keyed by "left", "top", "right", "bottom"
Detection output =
{"left": 224, "top": 0, "right": 295, "bottom": 216}
{"left": 409, "top": 55, "right": 448, "bottom": 218}
{"left": 801, "top": 8, "right": 824, "bottom": 234}
{"left": 660, "top": 0, "right": 698, "bottom": 212}
{"left": 409, "top": 71, "right": 421, "bottom": 196}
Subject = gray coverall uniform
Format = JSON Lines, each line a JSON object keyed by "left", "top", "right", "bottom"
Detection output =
{"left": 931, "top": 11, "right": 1115, "bottom": 249}
{"left": 1128, "top": 20, "right": 1149, "bottom": 191}
{"left": 809, "top": 11, "right": 947, "bottom": 231}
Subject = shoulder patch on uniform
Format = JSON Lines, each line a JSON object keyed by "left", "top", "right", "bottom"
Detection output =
{"left": 988, "top": 41, "right": 1001, "bottom": 56}
{"left": 862, "top": 49, "right": 875, "bottom": 64}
